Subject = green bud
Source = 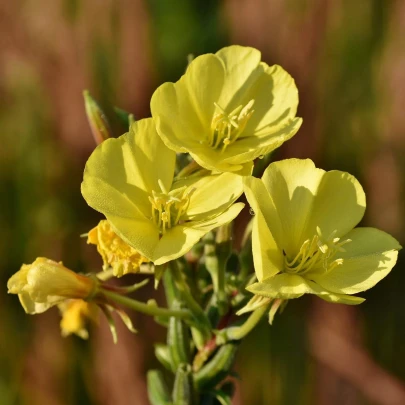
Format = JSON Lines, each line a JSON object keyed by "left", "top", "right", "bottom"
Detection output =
{"left": 194, "top": 343, "right": 238, "bottom": 391}
{"left": 172, "top": 364, "right": 194, "bottom": 405}
{"left": 83, "top": 90, "right": 112, "bottom": 145}
{"left": 147, "top": 370, "right": 171, "bottom": 405}
{"left": 168, "top": 301, "right": 191, "bottom": 371}
{"left": 154, "top": 344, "right": 173, "bottom": 371}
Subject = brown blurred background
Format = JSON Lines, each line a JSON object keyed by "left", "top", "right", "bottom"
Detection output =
{"left": 1, "top": 1, "right": 405, "bottom": 404}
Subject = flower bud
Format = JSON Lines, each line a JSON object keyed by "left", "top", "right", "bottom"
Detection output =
{"left": 7, "top": 258, "right": 97, "bottom": 314}
{"left": 83, "top": 90, "right": 112, "bottom": 145}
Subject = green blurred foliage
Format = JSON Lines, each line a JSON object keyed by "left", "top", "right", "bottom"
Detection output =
{"left": 1, "top": 1, "right": 404, "bottom": 404}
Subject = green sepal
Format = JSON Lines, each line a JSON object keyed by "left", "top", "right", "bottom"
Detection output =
{"left": 147, "top": 369, "right": 171, "bottom": 405}
{"left": 172, "top": 364, "right": 195, "bottom": 405}
{"left": 114, "top": 106, "right": 135, "bottom": 129}
{"left": 194, "top": 343, "right": 239, "bottom": 391}
{"left": 154, "top": 344, "right": 173, "bottom": 372}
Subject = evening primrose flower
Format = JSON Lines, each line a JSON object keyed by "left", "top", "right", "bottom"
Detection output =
{"left": 242, "top": 159, "right": 401, "bottom": 307}
{"left": 7, "top": 258, "right": 97, "bottom": 314}
{"left": 81, "top": 118, "right": 244, "bottom": 265}
{"left": 150, "top": 45, "right": 302, "bottom": 175}
{"left": 59, "top": 299, "right": 99, "bottom": 339}
{"left": 87, "top": 220, "right": 149, "bottom": 277}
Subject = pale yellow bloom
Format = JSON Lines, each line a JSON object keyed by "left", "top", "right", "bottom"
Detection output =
{"left": 59, "top": 299, "right": 99, "bottom": 339}
{"left": 151, "top": 45, "right": 302, "bottom": 174}
{"left": 7, "top": 258, "right": 97, "bottom": 314}
{"left": 88, "top": 220, "right": 149, "bottom": 277}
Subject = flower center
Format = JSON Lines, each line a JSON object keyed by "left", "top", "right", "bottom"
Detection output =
{"left": 149, "top": 180, "right": 195, "bottom": 235}
{"left": 209, "top": 99, "right": 255, "bottom": 151}
{"left": 283, "top": 227, "right": 351, "bottom": 276}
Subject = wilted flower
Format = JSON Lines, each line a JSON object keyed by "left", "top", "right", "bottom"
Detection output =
{"left": 242, "top": 159, "right": 401, "bottom": 306}
{"left": 59, "top": 299, "right": 99, "bottom": 339}
{"left": 7, "top": 257, "right": 97, "bottom": 314}
{"left": 81, "top": 118, "right": 244, "bottom": 265}
{"left": 88, "top": 220, "right": 149, "bottom": 277}
{"left": 151, "top": 45, "right": 302, "bottom": 175}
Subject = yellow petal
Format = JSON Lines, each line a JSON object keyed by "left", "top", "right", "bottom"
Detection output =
{"left": 251, "top": 210, "right": 283, "bottom": 282}
{"left": 310, "top": 227, "right": 401, "bottom": 294}
{"left": 151, "top": 54, "right": 225, "bottom": 152}
{"left": 82, "top": 118, "right": 176, "bottom": 219}
{"left": 19, "top": 293, "right": 55, "bottom": 314}
{"left": 247, "top": 274, "right": 365, "bottom": 304}
{"left": 153, "top": 203, "right": 244, "bottom": 265}
{"left": 182, "top": 173, "right": 243, "bottom": 220}
{"left": 216, "top": 45, "right": 261, "bottom": 108}
{"left": 106, "top": 215, "right": 160, "bottom": 262}
{"left": 302, "top": 170, "right": 366, "bottom": 240}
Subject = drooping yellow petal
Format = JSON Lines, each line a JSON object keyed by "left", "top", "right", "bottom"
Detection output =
{"left": 59, "top": 300, "right": 99, "bottom": 339}
{"left": 309, "top": 227, "right": 401, "bottom": 295}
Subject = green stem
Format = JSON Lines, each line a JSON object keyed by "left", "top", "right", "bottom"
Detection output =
{"left": 218, "top": 303, "right": 270, "bottom": 342}
{"left": 170, "top": 261, "right": 211, "bottom": 345}
{"left": 102, "top": 290, "right": 192, "bottom": 321}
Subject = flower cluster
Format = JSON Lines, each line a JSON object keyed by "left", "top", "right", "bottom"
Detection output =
{"left": 6, "top": 44, "right": 401, "bottom": 402}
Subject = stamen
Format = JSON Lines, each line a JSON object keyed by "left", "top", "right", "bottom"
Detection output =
{"left": 283, "top": 229, "right": 351, "bottom": 276}
{"left": 149, "top": 185, "right": 195, "bottom": 235}
{"left": 209, "top": 99, "right": 255, "bottom": 151}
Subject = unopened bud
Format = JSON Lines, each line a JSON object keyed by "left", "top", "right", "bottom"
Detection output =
{"left": 83, "top": 90, "right": 112, "bottom": 144}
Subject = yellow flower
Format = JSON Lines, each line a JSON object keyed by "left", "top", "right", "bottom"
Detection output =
{"left": 81, "top": 118, "right": 244, "bottom": 265}
{"left": 59, "top": 299, "right": 99, "bottom": 339}
{"left": 88, "top": 220, "right": 149, "bottom": 277}
{"left": 151, "top": 45, "right": 302, "bottom": 175}
{"left": 243, "top": 159, "right": 401, "bottom": 306}
{"left": 7, "top": 258, "right": 97, "bottom": 314}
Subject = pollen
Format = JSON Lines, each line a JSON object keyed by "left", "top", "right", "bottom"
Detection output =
{"left": 283, "top": 227, "right": 351, "bottom": 276}
{"left": 209, "top": 99, "right": 255, "bottom": 151}
{"left": 149, "top": 184, "right": 195, "bottom": 235}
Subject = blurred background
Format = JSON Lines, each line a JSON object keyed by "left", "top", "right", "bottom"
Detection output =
{"left": 1, "top": 0, "right": 405, "bottom": 404}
